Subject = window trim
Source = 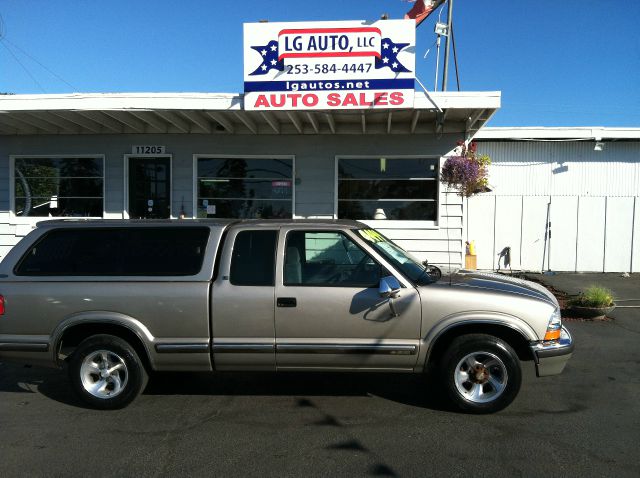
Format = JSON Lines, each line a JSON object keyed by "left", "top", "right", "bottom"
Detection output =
{"left": 9, "top": 154, "right": 106, "bottom": 223}
{"left": 334, "top": 155, "right": 442, "bottom": 229}
{"left": 283, "top": 229, "right": 385, "bottom": 288}
{"left": 124, "top": 154, "right": 173, "bottom": 219}
{"left": 192, "top": 154, "right": 296, "bottom": 219}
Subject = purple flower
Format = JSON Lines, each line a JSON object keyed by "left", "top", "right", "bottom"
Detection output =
{"left": 442, "top": 156, "right": 479, "bottom": 183}
{"left": 441, "top": 140, "right": 491, "bottom": 197}
{"left": 441, "top": 156, "right": 485, "bottom": 197}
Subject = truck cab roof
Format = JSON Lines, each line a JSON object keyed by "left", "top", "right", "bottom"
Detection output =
{"left": 35, "top": 218, "right": 367, "bottom": 230}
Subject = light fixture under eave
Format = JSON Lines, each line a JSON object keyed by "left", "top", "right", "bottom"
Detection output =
{"left": 594, "top": 140, "right": 605, "bottom": 151}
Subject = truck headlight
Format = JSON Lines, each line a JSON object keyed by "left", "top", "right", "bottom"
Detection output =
{"left": 544, "top": 308, "right": 562, "bottom": 341}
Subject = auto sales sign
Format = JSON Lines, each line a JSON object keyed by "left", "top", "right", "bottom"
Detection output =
{"left": 243, "top": 20, "right": 415, "bottom": 110}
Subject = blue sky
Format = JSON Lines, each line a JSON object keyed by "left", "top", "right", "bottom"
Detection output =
{"left": 1, "top": 0, "right": 639, "bottom": 126}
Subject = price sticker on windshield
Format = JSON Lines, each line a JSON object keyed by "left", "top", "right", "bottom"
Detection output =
{"left": 358, "top": 229, "right": 385, "bottom": 243}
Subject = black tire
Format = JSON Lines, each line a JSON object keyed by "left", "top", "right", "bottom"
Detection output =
{"left": 68, "top": 334, "right": 148, "bottom": 410}
{"left": 440, "top": 334, "right": 521, "bottom": 414}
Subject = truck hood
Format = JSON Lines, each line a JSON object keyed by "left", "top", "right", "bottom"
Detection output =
{"left": 447, "top": 271, "right": 559, "bottom": 307}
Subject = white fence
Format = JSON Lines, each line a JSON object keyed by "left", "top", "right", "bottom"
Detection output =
{"left": 466, "top": 195, "right": 639, "bottom": 273}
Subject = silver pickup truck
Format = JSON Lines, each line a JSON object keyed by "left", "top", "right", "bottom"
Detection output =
{"left": 0, "top": 219, "right": 573, "bottom": 413}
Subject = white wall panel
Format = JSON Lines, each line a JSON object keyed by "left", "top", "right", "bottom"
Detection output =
{"left": 576, "top": 197, "right": 606, "bottom": 272}
{"left": 410, "top": 250, "right": 462, "bottom": 266}
{"left": 632, "top": 198, "right": 639, "bottom": 273}
{"left": 394, "top": 239, "right": 462, "bottom": 253}
{"left": 378, "top": 227, "right": 462, "bottom": 241}
{"left": 478, "top": 142, "right": 640, "bottom": 197}
{"left": 520, "top": 196, "right": 550, "bottom": 271}
{"left": 0, "top": 234, "right": 18, "bottom": 246}
{"left": 604, "top": 197, "right": 635, "bottom": 272}
{"left": 549, "top": 196, "right": 579, "bottom": 271}
{"left": 478, "top": 142, "right": 553, "bottom": 196}
{"left": 493, "top": 197, "right": 523, "bottom": 270}
{"left": 466, "top": 196, "right": 495, "bottom": 270}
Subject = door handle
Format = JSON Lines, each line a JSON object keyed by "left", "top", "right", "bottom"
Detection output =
{"left": 277, "top": 297, "right": 297, "bottom": 307}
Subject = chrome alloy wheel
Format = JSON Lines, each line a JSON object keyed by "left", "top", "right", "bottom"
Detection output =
{"left": 454, "top": 351, "right": 508, "bottom": 404}
{"left": 80, "top": 350, "right": 129, "bottom": 399}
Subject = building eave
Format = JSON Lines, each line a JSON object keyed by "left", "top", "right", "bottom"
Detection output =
{"left": 0, "top": 91, "right": 500, "bottom": 136}
{"left": 475, "top": 126, "right": 640, "bottom": 141}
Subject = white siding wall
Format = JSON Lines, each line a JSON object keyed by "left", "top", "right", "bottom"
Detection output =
{"left": 466, "top": 142, "right": 640, "bottom": 272}
{"left": 0, "top": 133, "right": 464, "bottom": 269}
{"left": 371, "top": 189, "right": 464, "bottom": 271}
{"left": 3, "top": 136, "right": 637, "bottom": 273}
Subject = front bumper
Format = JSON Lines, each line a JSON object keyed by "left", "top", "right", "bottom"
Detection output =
{"left": 529, "top": 326, "right": 574, "bottom": 377}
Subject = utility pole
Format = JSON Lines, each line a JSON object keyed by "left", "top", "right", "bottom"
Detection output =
{"left": 441, "top": 0, "right": 454, "bottom": 91}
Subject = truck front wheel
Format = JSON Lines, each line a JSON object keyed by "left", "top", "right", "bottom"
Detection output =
{"left": 68, "top": 334, "right": 148, "bottom": 409}
{"left": 440, "top": 334, "right": 522, "bottom": 414}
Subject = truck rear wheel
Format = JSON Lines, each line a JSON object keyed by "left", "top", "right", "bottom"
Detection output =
{"left": 440, "top": 334, "right": 521, "bottom": 414}
{"left": 68, "top": 334, "right": 148, "bottom": 409}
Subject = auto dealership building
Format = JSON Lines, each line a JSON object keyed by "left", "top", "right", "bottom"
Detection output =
{"left": 1, "top": 91, "right": 638, "bottom": 273}
{"left": 1, "top": 20, "right": 639, "bottom": 273}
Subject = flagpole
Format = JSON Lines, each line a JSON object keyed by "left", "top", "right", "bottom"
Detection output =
{"left": 441, "top": 0, "right": 454, "bottom": 91}
{"left": 434, "top": 34, "right": 441, "bottom": 91}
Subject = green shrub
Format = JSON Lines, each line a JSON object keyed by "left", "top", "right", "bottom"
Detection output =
{"left": 569, "top": 286, "right": 614, "bottom": 308}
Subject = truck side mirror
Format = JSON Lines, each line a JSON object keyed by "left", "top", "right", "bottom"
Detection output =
{"left": 379, "top": 276, "right": 401, "bottom": 298}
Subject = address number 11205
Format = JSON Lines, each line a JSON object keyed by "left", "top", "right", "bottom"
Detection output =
{"left": 132, "top": 145, "right": 166, "bottom": 155}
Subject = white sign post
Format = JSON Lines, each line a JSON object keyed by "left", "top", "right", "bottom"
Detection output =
{"left": 243, "top": 20, "right": 415, "bottom": 111}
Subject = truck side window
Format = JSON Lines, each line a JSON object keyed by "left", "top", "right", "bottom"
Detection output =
{"left": 230, "top": 230, "right": 278, "bottom": 286}
{"left": 284, "top": 231, "right": 382, "bottom": 287}
{"left": 14, "top": 227, "right": 210, "bottom": 276}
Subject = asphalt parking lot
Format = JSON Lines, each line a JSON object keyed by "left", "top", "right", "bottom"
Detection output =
{"left": 1, "top": 274, "right": 639, "bottom": 477}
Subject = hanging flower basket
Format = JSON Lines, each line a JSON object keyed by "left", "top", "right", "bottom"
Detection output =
{"left": 441, "top": 141, "right": 491, "bottom": 197}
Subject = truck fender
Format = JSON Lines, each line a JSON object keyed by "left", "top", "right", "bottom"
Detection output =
{"left": 51, "top": 311, "right": 155, "bottom": 366}
{"left": 418, "top": 311, "right": 538, "bottom": 370}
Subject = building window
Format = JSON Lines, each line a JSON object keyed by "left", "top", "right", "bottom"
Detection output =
{"left": 13, "top": 156, "right": 104, "bottom": 217}
{"left": 337, "top": 157, "right": 439, "bottom": 221}
{"left": 196, "top": 157, "right": 293, "bottom": 219}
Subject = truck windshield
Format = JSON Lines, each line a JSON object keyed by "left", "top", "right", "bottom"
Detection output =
{"left": 357, "top": 228, "right": 430, "bottom": 285}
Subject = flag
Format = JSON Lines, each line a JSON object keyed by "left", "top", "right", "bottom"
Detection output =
{"left": 404, "top": 0, "right": 446, "bottom": 27}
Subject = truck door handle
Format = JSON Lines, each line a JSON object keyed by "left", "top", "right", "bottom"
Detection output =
{"left": 277, "top": 297, "right": 297, "bottom": 307}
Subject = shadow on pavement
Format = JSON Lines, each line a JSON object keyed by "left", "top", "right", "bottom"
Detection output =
{"left": 146, "top": 370, "right": 452, "bottom": 409}
{"left": 0, "top": 361, "right": 453, "bottom": 412}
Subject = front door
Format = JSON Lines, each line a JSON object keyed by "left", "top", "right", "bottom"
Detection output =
{"left": 128, "top": 156, "right": 171, "bottom": 219}
{"left": 275, "top": 228, "right": 422, "bottom": 370}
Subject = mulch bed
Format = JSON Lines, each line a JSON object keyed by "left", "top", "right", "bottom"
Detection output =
{"left": 523, "top": 275, "right": 613, "bottom": 322}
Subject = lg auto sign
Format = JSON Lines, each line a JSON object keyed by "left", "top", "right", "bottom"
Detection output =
{"left": 243, "top": 20, "right": 415, "bottom": 111}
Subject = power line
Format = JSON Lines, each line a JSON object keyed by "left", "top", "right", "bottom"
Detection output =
{"left": 0, "top": 13, "right": 78, "bottom": 92}
{"left": 2, "top": 37, "right": 78, "bottom": 91}
{"left": 0, "top": 40, "right": 46, "bottom": 92}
